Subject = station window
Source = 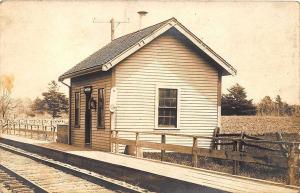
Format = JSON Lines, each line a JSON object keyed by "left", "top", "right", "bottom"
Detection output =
{"left": 74, "top": 92, "right": 80, "bottom": 127}
{"left": 97, "top": 88, "right": 105, "bottom": 128}
{"left": 158, "top": 88, "right": 178, "bottom": 128}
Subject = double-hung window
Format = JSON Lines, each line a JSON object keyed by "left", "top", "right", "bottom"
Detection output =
{"left": 157, "top": 88, "right": 178, "bottom": 128}
{"left": 97, "top": 88, "right": 105, "bottom": 128}
{"left": 74, "top": 92, "right": 80, "bottom": 127}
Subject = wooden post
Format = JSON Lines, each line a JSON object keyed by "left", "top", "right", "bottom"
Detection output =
{"left": 276, "top": 132, "right": 288, "bottom": 157}
{"left": 240, "top": 132, "right": 244, "bottom": 152}
{"left": 110, "top": 131, "right": 114, "bottom": 152}
{"left": 287, "top": 144, "right": 299, "bottom": 185}
{"left": 13, "top": 123, "right": 15, "bottom": 135}
{"left": 30, "top": 125, "right": 33, "bottom": 138}
{"left": 114, "top": 131, "right": 119, "bottom": 153}
{"left": 25, "top": 120, "right": 27, "bottom": 136}
{"left": 50, "top": 120, "right": 53, "bottom": 131}
{"left": 135, "top": 132, "right": 140, "bottom": 158}
{"left": 44, "top": 126, "right": 47, "bottom": 140}
{"left": 52, "top": 127, "right": 55, "bottom": 142}
{"left": 110, "top": 18, "right": 115, "bottom": 41}
{"left": 192, "top": 137, "right": 198, "bottom": 167}
{"left": 161, "top": 134, "right": 166, "bottom": 161}
{"left": 232, "top": 140, "right": 240, "bottom": 175}
{"left": 18, "top": 120, "right": 20, "bottom": 135}
{"left": 37, "top": 125, "right": 40, "bottom": 139}
{"left": 239, "top": 132, "right": 244, "bottom": 168}
{"left": 211, "top": 127, "right": 220, "bottom": 150}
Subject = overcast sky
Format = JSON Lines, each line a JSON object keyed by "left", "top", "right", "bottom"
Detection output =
{"left": 0, "top": 1, "right": 299, "bottom": 104}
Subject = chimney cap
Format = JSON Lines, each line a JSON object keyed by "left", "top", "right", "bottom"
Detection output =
{"left": 137, "top": 11, "right": 148, "bottom": 16}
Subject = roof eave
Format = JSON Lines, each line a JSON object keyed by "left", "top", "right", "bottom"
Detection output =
{"left": 172, "top": 22, "right": 237, "bottom": 76}
{"left": 58, "top": 65, "right": 103, "bottom": 81}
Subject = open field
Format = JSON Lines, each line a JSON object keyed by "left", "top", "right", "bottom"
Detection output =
{"left": 221, "top": 116, "right": 300, "bottom": 134}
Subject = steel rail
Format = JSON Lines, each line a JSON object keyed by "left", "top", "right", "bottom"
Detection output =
{"left": 0, "top": 143, "right": 152, "bottom": 193}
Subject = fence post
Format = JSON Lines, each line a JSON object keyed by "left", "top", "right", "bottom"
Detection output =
{"left": 30, "top": 125, "right": 33, "bottom": 138}
{"left": 13, "top": 123, "right": 15, "bottom": 135}
{"left": 161, "top": 134, "right": 166, "bottom": 161}
{"left": 239, "top": 132, "right": 244, "bottom": 168}
{"left": 276, "top": 132, "right": 288, "bottom": 157}
{"left": 25, "top": 120, "right": 27, "bottom": 136}
{"left": 18, "top": 120, "right": 21, "bottom": 135}
{"left": 114, "top": 131, "right": 119, "bottom": 153}
{"left": 192, "top": 137, "right": 198, "bottom": 167}
{"left": 37, "top": 125, "right": 40, "bottom": 140}
{"left": 7, "top": 120, "right": 9, "bottom": 134}
{"left": 240, "top": 132, "right": 244, "bottom": 152}
{"left": 44, "top": 126, "right": 47, "bottom": 140}
{"left": 135, "top": 132, "right": 140, "bottom": 158}
{"left": 232, "top": 140, "right": 240, "bottom": 175}
{"left": 110, "top": 131, "right": 114, "bottom": 152}
{"left": 52, "top": 127, "right": 55, "bottom": 141}
{"left": 287, "top": 144, "right": 299, "bottom": 185}
{"left": 211, "top": 127, "right": 220, "bottom": 150}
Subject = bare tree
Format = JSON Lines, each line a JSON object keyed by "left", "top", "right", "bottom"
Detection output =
{"left": 0, "top": 74, "right": 15, "bottom": 119}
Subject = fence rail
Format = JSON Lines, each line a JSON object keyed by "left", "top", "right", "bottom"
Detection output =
{"left": 0, "top": 119, "right": 58, "bottom": 141}
{"left": 110, "top": 129, "right": 300, "bottom": 185}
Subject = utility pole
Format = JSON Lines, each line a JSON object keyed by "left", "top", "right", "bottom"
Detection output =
{"left": 93, "top": 17, "right": 129, "bottom": 41}
{"left": 110, "top": 18, "right": 115, "bottom": 41}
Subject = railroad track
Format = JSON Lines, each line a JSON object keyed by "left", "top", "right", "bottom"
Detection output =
{"left": 0, "top": 143, "right": 151, "bottom": 193}
{"left": 0, "top": 164, "right": 42, "bottom": 193}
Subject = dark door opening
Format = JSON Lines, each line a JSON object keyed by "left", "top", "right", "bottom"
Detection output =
{"left": 84, "top": 86, "right": 92, "bottom": 145}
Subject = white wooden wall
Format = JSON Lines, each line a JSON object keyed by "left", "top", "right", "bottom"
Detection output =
{"left": 115, "top": 31, "right": 220, "bottom": 149}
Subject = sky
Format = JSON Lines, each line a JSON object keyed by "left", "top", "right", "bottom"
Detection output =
{"left": 0, "top": 0, "right": 299, "bottom": 104}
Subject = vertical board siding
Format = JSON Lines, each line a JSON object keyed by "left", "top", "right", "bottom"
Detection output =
{"left": 115, "top": 33, "right": 219, "bottom": 150}
{"left": 70, "top": 71, "right": 112, "bottom": 151}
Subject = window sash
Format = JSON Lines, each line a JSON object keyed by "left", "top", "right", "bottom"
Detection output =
{"left": 74, "top": 92, "right": 80, "bottom": 127}
{"left": 97, "top": 88, "right": 105, "bottom": 128}
{"left": 158, "top": 88, "right": 177, "bottom": 127}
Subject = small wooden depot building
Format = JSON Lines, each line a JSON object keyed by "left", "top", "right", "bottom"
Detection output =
{"left": 59, "top": 18, "right": 236, "bottom": 152}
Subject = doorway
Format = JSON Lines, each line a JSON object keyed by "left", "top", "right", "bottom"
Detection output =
{"left": 84, "top": 86, "right": 92, "bottom": 145}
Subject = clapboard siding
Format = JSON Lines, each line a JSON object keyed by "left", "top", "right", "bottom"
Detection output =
{"left": 70, "top": 71, "right": 112, "bottom": 151}
{"left": 115, "top": 32, "right": 220, "bottom": 149}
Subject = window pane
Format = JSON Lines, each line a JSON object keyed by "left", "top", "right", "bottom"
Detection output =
{"left": 158, "top": 88, "right": 177, "bottom": 127}
{"left": 98, "top": 88, "right": 105, "bottom": 128}
{"left": 74, "top": 92, "right": 80, "bottom": 127}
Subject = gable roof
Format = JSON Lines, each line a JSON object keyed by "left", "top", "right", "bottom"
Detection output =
{"left": 59, "top": 18, "right": 236, "bottom": 81}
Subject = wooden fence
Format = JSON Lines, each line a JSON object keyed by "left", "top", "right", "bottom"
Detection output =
{"left": 0, "top": 120, "right": 57, "bottom": 141}
{"left": 110, "top": 129, "right": 300, "bottom": 185}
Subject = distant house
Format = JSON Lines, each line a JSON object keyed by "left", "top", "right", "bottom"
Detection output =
{"left": 58, "top": 18, "right": 236, "bottom": 151}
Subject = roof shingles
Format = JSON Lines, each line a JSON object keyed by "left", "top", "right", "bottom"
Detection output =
{"left": 59, "top": 18, "right": 172, "bottom": 80}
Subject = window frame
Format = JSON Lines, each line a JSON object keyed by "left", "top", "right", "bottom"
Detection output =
{"left": 155, "top": 85, "right": 180, "bottom": 130}
{"left": 97, "top": 88, "right": 105, "bottom": 129}
{"left": 74, "top": 91, "right": 80, "bottom": 128}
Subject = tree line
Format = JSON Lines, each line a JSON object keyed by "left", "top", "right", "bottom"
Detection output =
{"left": 222, "top": 83, "right": 300, "bottom": 116}
{"left": 31, "top": 81, "right": 68, "bottom": 118}
{"left": 0, "top": 79, "right": 68, "bottom": 120}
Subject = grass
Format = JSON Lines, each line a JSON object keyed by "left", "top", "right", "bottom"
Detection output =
{"left": 143, "top": 116, "right": 300, "bottom": 185}
{"left": 143, "top": 153, "right": 289, "bottom": 184}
